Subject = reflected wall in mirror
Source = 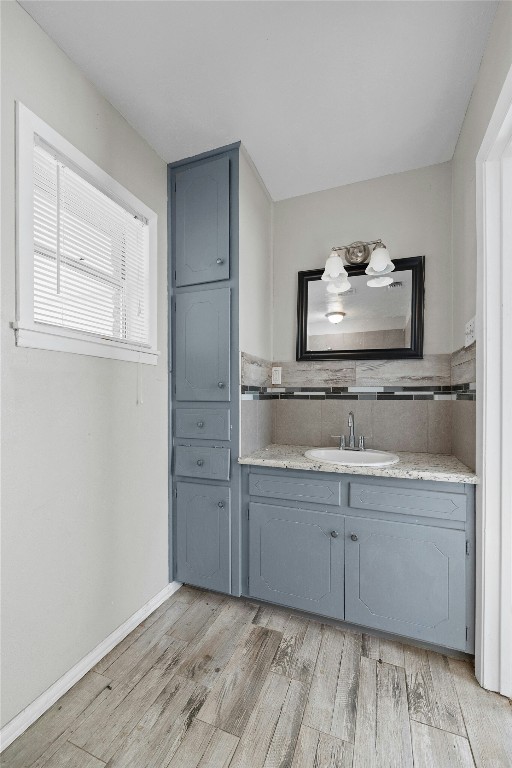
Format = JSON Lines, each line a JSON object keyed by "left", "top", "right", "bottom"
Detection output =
{"left": 296, "top": 256, "right": 424, "bottom": 360}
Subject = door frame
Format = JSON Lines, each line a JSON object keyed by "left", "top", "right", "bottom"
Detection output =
{"left": 475, "top": 63, "right": 512, "bottom": 697}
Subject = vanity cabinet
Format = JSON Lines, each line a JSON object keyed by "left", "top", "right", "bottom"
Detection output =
{"left": 249, "top": 503, "right": 345, "bottom": 618}
{"left": 174, "top": 156, "right": 230, "bottom": 286}
{"left": 245, "top": 468, "right": 475, "bottom": 652}
{"left": 175, "top": 287, "right": 230, "bottom": 402}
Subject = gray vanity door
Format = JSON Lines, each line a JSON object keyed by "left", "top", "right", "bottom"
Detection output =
{"left": 176, "top": 482, "right": 231, "bottom": 593}
{"left": 175, "top": 156, "right": 230, "bottom": 286}
{"left": 344, "top": 516, "right": 467, "bottom": 650}
{"left": 175, "top": 287, "right": 230, "bottom": 401}
{"left": 249, "top": 503, "right": 344, "bottom": 619}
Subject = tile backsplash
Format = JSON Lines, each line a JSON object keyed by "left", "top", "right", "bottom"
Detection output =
{"left": 242, "top": 398, "right": 452, "bottom": 454}
{"left": 240, "top": 344, "right": 476, "bottom": 470}
{"left": 241, "top": 352, "right": 453, "bottom": 389}
{"left": 240, "top": 352, "right": 272, "bottom": 388}
{"left": 451, "top": 342, "right": 476, "bottom": 386}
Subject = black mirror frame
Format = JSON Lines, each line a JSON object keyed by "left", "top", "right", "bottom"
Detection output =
{"left": 296, "top": 256, "right": 425, "bottom": 361}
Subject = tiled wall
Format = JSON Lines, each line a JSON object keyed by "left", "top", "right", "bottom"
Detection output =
{"left": 241, "top": 352, "right": 452, "bottom": 388}
{"left": 452, "top": 400, "right": 476, "bottom": 470}
{"left": 240, "top": 351, "right": 272, "bottom": 387}
{"left": 240, "top": 344, "right": 477, "bottom": 468}
{"left": 451, "top": 342, "right": 476, "bottom": 470}
{"left": 271, "top": 398, "right": 452, "bottom": 453}
{"left": 240, "top": 399, "right": 274, "bottom": 456}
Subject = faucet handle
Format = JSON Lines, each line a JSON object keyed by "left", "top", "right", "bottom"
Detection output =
{"left": 358, "top": 435, "right": 365, "bottom": 451}
{"left": 331, "top": 435, "right": 346, "bottom": 449}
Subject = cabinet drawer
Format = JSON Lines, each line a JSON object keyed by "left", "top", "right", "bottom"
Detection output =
{"left": 249, "top": 473, "right": 341, "bottom": 507}
{"left": 175, "top": 408, "right": 230, "bottom": 440}
{"left": 175, "top": 446, "right": 230, "bottom": 480}
{"left": 348, "top": 482, "right": 467, "bottom": 522}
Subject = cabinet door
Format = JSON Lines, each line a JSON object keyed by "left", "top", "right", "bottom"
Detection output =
{"left": 176, "top": 482, "right": 231, "bottom": 593}
{"left": 175, "top": 288, "right": 230, "bottom": 401}
{"left": 249, "top": 503, "right": 344, "bottom": 619}
{"left": 345, "top": 517, "right": 466, "bottom": 650}
{"left": 175, "top": 156, "right": 230, "bottom": 286}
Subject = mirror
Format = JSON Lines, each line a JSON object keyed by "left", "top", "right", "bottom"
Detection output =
{"left": 296, "top": 256, "right": 424, "bottom": 360}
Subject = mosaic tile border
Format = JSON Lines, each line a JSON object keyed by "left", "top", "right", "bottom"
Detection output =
{"left": 241, "top": 384, "right": 476, "bottom": 401}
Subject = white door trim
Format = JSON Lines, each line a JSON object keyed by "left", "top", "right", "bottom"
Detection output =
{"left": 475, "top": 63, "right": 512, "bottom": 697}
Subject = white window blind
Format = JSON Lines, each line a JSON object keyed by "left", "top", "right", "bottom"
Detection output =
{"left": 32, "top": 139, "right": 150, "bottom": 347}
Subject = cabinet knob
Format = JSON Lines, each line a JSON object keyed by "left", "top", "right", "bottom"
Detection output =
{"left": 216, "top": 258, "right": 224, "bottom": 265}
{"left": 218, "top": 381, "right": 225, "bottom": 389}
{"left": 350, "top": 533, "right": 358, "bottom": 542}
{"left": 196, "top": 459, "right": 204, "bottom": 467}
{"left": 218, "top": 501, "right": 224, "bottom": 508}
{"left": 330, "top": 530, "right": 339, "bottom": 538}
{"left": 197, "top": 421, "right": 204, "bottom": 428}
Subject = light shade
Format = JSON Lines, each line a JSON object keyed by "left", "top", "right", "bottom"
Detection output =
{"left": 322, "top": 253, "right": 347, "bottom": 281}
{"left": 365, "top": 245, "right": 395, "bottom": 276}
{"left": 326, "top": 277, "right": 351, "bottom": 294}
{"left": 325, "top": 311, "right": 345, "bottom": 324}
{"left": 367, "top": 275, "right": 394, "bottom": 287}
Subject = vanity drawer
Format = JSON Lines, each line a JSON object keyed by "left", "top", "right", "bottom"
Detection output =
{"left": 348, "top": 481, "right": 467, "bottom": 522}
{"left": 175, "top": 446, "right": 231, "bottom": 480}
{"left": 175, "top": 408, "right": 230, "bottom": 440}
{"left": 249, "top": 472, "right": 341, "bottom": 507}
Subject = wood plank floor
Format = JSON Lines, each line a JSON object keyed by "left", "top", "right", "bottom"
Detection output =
{"left": 2, "top": 587, "right": 511, "bottom": 768}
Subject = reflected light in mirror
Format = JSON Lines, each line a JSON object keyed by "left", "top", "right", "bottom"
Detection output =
{"left": 367, "top": 275, "right": 394, "bottom": 287}
{"left": 325, "top": 311, "right": 345, "bottom": 324}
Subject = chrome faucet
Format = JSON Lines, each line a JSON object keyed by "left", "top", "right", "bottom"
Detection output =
{"left": 348, "top": 411, "right": 356, "bottom": 448}
{"left": 331, "top": 410, "right": 366, "bottom": 451}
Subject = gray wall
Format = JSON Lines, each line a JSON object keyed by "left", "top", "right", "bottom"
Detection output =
{"left": 451, "top": 1, "right": 512, "bottom": 349}
{"left": 239, "top": 148, "right": 273, "bottom": 361}
{"left": 449, "top": 0, "right": 511, "bottom": 468}
{"left": 1, "top": 2, "right": 169, "bottom": 727}
{"left": 272, "top": 161, "right": 453, "bottom": 362}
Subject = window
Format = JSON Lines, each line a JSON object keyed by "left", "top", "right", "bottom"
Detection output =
{"left": 15, "top": 103, "right": 158, "bottom": 364}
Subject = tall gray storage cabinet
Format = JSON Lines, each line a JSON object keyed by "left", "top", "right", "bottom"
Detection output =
{"left": 169, "top": 144, "right": 241, "bottom": 596}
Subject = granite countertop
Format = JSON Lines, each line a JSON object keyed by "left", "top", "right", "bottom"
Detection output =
{"left": 239, "top": 444, "right": 478, "bottom": 484}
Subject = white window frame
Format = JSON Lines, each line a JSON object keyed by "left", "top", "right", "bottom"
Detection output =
{"left": 15, "top": 102, "right": 159, "bottom": 365}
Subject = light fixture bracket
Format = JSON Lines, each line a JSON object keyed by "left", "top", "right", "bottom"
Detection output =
{"left": 331, "top": 239, "right": 385, "bottom": 266}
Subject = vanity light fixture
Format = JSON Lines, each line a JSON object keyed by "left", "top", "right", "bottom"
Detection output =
{"left": 326, "top": 277, "right": 351, "bottom": 294}
{"left": 321, "top": 253, "right": 347, "bottom": 281}
{"left": 324, "top": 239, "right": 395, "bottom": 289}
{"left": 365, "top": 243, "right": 394, "bottom": 276}
{"left": 325, "top": 311, "right": 346, "bottom": 324}
{"left": 367, "top": 275, "right": 394, "bottom": 288}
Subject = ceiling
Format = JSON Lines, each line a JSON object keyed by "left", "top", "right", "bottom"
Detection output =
{"left": 19, "top": 1, "right": 497, "bottom": 200}
{"left": 308, "top": 271, "right": 412, "bottom": 335}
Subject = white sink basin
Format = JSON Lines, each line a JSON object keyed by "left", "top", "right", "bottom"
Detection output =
{"left": 304, "top": 448, "right": 400, "bottom": 467}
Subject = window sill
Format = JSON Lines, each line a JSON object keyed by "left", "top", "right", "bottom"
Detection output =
{"left": 14, "top": 325, "right": 159, "bottom": 365}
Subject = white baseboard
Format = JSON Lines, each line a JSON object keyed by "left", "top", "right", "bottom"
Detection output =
{"left": 0, "top": 581, "right": 182, "bottom": 752}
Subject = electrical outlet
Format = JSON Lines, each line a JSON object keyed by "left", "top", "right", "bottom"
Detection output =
{"left": 465, "top": 316, "right": 476, "bottom": 347}
{"left": 271, "top": 366, "right": 282, "bottom": 385}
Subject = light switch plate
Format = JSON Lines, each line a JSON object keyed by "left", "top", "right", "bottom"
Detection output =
{"left": 465, "top": 316, "right": 476, "bottom": 347}
{"left": 271, "top": 366, "right": 282, "bottom": 385}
